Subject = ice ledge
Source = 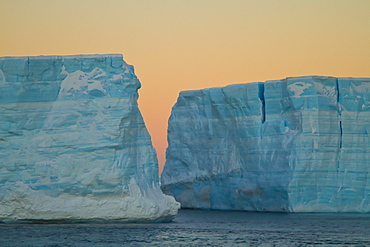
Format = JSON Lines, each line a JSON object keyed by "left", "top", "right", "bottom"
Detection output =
{"left": 0, "top": 54, "right": 123, "bottom": 60}
{"left": 1, "top": 179, "right": 180, "bottom": 223}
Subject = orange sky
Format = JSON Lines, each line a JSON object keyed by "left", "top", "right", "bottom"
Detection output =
{"left": 1, "top": 0, "right": 369, "bottom": 173}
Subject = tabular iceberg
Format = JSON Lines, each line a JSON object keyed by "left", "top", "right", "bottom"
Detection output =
{"left": 0, "top": 54, "right": 179, "bottom": 222}
{"left": 161, "top": 76, "right": 370, "bottom": 213}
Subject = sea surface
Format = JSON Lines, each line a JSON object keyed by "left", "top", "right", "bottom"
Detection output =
{"left": 1, "top": 209, "right": 369, "bottom": 246}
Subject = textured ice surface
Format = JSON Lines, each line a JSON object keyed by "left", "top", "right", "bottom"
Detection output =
{"left": 0, "top": 54, "right": 179, "bottom": 222}
{"left": 161, "top": 76, "right": 370, "bottom": 212}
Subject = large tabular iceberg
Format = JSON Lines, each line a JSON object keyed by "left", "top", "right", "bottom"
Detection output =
{"left": 0, "top": 54, "right": 179, "bottom": 222}
{"left": 161, "top": 76, "right": 370, "bottom": 213}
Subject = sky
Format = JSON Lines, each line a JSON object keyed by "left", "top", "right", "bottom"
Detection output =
{"left": 1, "top": 0, "right": 369, "bottom": 173}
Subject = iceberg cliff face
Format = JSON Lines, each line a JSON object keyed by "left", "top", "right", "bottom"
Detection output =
{"left": 0, "top": 54, "right": 179, "bottom": 222}
{"left": 161, "top": 76, "right": 370, "bottom": 212}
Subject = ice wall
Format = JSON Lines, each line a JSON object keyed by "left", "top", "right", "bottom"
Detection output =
{"left": 161, "top": 76, "right": 370, "bottom": 212}
{"left": 0, "top": 54, "right": 179, "bottom": 222}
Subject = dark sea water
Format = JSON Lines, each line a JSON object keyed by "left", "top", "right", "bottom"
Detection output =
{"left": 1, "top": 209, "right": 369, "bottom": 246}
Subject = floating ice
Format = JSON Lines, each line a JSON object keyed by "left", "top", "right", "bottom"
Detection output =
{"left": 0, "top": 54, "right": 179, "bottom": 222}
{"left": 161, "top": 76, "right": 370, "bottom": 213}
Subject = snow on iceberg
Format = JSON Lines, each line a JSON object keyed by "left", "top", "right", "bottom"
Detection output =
{"left": 161, "top": 76, "right": 370, "bottom": 213}
{"left": 0, "top": 54, "right": 179, "bottom": 222}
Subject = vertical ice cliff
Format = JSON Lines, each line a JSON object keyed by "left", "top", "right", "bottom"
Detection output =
{"left": 0, "top": 54, "right": 179, "bottom": 222}
{"left": 161, "top": 76, "right": 370, "bottom": 212}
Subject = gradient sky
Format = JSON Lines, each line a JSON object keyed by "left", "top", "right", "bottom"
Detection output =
{"left": 1, "top": 0, "right": 369, "bottom": 173}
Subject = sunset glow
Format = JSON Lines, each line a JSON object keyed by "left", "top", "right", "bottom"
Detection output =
{"left": 1, "top": 0, "right": 369, "bottom": 172}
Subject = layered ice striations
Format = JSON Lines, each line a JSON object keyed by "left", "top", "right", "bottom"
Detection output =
{"left": 0, "top": 54, "right": 179, "bottom": 222}
{"left": 161, "top": 76, "right": 370, "bottom": 213}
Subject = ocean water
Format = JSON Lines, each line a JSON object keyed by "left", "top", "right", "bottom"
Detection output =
{"left": 1, "top": 209, "right": 369, "bottom": 246}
